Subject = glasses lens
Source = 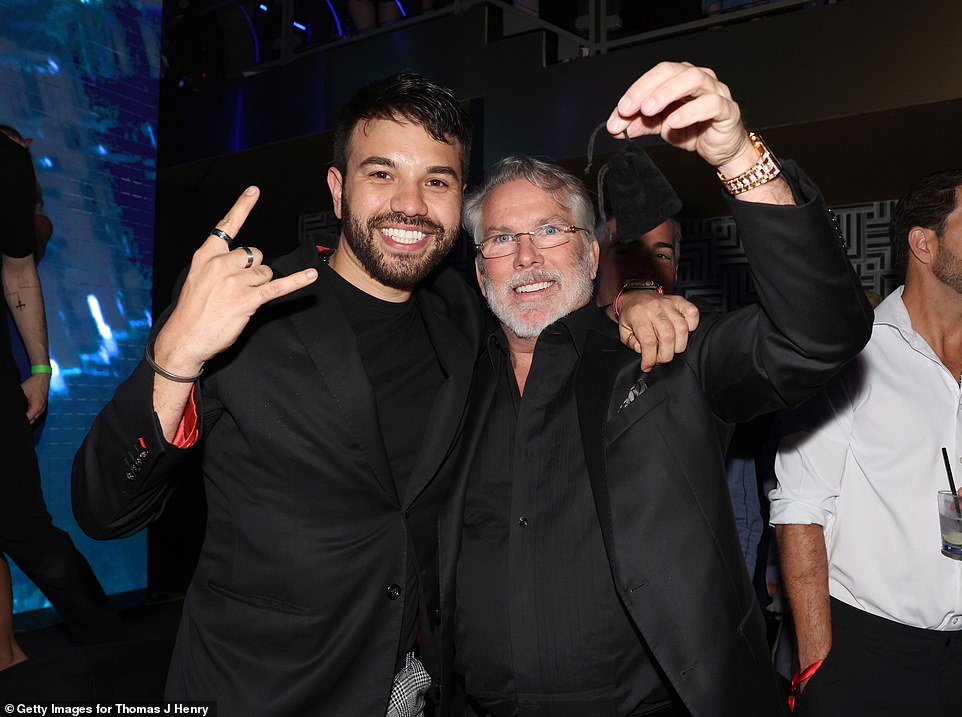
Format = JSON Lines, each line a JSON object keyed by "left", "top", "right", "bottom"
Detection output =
{"left": 533, "top": 224, "right": 571, "bottom": 249}
{"left": 481, "top": 236, "right": 513, "bottom": 258}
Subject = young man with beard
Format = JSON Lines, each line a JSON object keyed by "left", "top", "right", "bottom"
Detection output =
{"left": 72, "top": 73, "right": 480, "bottom": 716}
{"left": 443, "top": 62, "right": 873, "bottom": 717}
{"left": 771, "top": 169, "right": 962, "bottom": 716}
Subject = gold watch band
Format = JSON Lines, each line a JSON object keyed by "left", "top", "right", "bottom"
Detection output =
{"left": 717, "top": 132, "right": 781, "bottom": 196}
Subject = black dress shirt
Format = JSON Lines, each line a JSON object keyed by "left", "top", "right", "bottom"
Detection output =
{"left": 455, "top": 305, "right": 674, "bottom": 717}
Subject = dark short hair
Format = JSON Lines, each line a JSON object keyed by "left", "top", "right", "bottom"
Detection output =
{"left": 891, "top": 169, "right": 962, "bottom": 275}
{"left": 332, "top": 72, "right": 472, "bottom": 178}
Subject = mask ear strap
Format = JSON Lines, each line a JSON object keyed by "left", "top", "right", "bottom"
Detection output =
{"left": 596, "top": 164, "right": 609, "bottom": 228}
{"left": 583, "top": 121, "right": 607, "bottom": 177}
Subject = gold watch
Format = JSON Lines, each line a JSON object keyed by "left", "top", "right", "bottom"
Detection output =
{"left": 717, "top": 132, "right": 781, "bottom": 196}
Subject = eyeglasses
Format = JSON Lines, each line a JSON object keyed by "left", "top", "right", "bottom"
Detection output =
{"left": 475, "top": 223, "right": 589, "bottom": 259}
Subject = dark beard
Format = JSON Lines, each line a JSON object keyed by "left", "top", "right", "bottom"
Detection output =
{"left": 933, "top": 242, "right": 962, "bottom": 295}
{"left": 340, "top": 193, "right": 455, "bottom": 291}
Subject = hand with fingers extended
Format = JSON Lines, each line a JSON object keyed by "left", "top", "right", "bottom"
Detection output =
{"left": 151, "top": 186, "right": 318, "bottom": 382}
{"left": 609, "top": 290, "right": 700, "bottom": 372}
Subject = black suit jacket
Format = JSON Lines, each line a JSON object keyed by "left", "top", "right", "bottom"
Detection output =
{"left": 72, "top": 239, "right": 483, "bottom": 716}
{"left": 438, "top": 164, "right": 873, "bottom": 717}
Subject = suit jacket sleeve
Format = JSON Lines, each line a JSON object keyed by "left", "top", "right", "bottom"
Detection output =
{"left": 71, "top": 299, "right": 222, "bottom": 540}
{"left": 690, "top": 160, "right": 873, "bottom": 423}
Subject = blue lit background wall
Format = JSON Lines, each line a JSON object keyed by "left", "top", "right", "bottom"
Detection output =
{"left": 1, "top": 0, "right": 161, "bottom": 612}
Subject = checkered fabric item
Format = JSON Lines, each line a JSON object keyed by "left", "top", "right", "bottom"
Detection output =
{"left": 385, "top": 652, "right": 432, "bottom": 717}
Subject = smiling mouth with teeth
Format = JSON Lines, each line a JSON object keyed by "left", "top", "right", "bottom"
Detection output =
{"left": 515, "top": 281, "right": 555, "bottom": 293}
{"left": 381, "top": 227, "right": 428, "bottom": 245}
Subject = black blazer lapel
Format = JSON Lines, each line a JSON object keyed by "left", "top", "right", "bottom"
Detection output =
{"left": 403, "top": 289, "right": 477, "bottom": 506}
{"left": 576, "top": 328, "right": 634, "bottom": 558}
{"left": 276, "top": 249, "right": 397, "bottom": 502}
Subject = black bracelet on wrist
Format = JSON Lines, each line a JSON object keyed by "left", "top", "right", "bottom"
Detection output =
{"left": 144, "top": 342, "right": 203, "bottom": 383}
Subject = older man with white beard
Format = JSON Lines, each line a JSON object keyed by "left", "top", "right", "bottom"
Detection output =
{"left": 438, "top": 62, "right": 873, "bottom": 717}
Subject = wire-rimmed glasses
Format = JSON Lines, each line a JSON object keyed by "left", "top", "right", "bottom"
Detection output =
{"left": 475, "top": 223, "right": 589, "bottom": 259}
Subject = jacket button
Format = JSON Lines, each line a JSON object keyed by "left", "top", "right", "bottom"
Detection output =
{"left": 386, "top": 584, "right": 401, "bottom": 600}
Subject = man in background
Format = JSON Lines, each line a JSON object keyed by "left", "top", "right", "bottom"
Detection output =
{"left": 772, "top": 169, "right": 962, "bottom": 716}
{"left": 594, "top": 141, "right": 682, "bottom": 304}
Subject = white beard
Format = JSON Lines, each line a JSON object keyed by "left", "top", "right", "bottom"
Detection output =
{"left": 481, "top": 251, "right": 595, "bottom": 339}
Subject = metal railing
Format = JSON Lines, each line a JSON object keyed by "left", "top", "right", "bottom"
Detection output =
{"left": 164, "top": 0, "right": 837, "bottom": 82}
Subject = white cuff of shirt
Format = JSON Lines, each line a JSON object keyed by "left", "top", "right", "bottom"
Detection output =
{"left": 768, "top": 498, "right": 830, "bottom": 527}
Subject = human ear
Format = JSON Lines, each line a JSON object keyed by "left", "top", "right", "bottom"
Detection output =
{"left": 327, "top": 166, "right": 344, "bottom": 219}
{"left": 907, "top": 226, "right": 933, "bottom": 266}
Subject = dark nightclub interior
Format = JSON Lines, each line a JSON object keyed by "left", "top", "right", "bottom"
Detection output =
{"left": 1, "top": 0, "right": 961, "bottom": 707}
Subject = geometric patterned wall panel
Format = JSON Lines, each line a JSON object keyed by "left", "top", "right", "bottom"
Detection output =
{"left": 679, "top": 199, "right": 901, "bottom": 311}
{"left": 831, "top": 200, "right": 903, "bottom": 299}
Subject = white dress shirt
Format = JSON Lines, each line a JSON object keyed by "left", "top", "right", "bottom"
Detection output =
{"left": 771, "top": 287, "right": 962, "bottom": 631}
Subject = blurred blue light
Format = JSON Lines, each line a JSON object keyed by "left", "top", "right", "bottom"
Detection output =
{"left": 325, "top": 0, "right": 343, "bottom": 36}
{"left": 293, "top": 21, "right": 307, "bottom": 31}
{"left": 86, "top": 294, "right": 119, "bottom": 358}
{"left": 240, "top": 5, "right": 261, "bottom": 63}
{"left": 49, "top": 358, "right": 66, "bottom": 395}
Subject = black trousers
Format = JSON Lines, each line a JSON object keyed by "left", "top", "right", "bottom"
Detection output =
{"left": 797, "top": 598, "right": 962, "bottom": 717}
{"left": 0, "top": 388, "right": 123, "bottom": 644}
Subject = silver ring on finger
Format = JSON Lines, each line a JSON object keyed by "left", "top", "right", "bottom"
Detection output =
{"left": 209, "top": 227, "right": 233, "bottom": 244}
{"left": 241, "top": 246, "right": 254, "bottom": 269}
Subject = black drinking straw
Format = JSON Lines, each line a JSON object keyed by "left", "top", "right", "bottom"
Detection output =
{"left": 941, "top": 447, "right": 962, "bottom": 516}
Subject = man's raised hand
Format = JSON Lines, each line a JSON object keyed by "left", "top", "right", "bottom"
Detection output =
{"left": 152, "top": 186, "right": 318, "bottom": 381}
{"left": 606, "top": 62, "right": 754, "bottom": 177}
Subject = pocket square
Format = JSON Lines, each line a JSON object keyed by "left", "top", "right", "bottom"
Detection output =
{"left": 617, "top": 374, "right": 648, "bottom": 414}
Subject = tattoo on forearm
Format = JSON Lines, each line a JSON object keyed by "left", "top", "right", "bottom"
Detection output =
{"left": 5, "top": 292, "right": 27, "bottom": 311}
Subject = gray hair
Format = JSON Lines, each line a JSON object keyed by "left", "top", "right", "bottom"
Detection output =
{"left": 463, "top": 155, "right": 596, "bottom": 249}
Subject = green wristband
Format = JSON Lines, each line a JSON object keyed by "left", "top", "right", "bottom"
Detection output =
{"left": 30, "top": 364, "right": 52, "bottom": 374}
